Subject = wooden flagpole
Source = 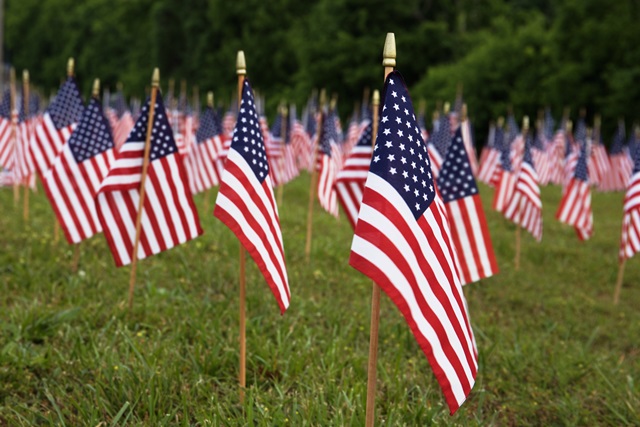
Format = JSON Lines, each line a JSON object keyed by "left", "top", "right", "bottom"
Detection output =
{"left": 22, "top": 70, "right": 30, "bottom": 222}
{"left": 54, "top": 59, "right": 75, "bottom": 244}
{"left": 203, "top": 91, "right": 214, "bottom": 214}
{"left": 277, "top": 102, "right": 287, "bottom": 207}
{"left": 128, "top": 68, "right": 160, "bottom": 311}
{"left": 304, "top": 89, "right": 326, "bottom": 263}
{"left": 236, "top": 50, "right": 248, "bottom": 403}
{"left": 9, "top": 67, "right": 19, "bottom": 206}
{"left": 365, "top": 32, "right": 395, "bottom": 427}
{"left": 514, "top": 116, "right": 529, "bottom": 271}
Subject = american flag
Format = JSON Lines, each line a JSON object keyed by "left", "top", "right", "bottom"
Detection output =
{"left": 42, "top": 97, "right": 116, "bottom": 244}
{"left": 531, "top": 130, "right": 550, "bottom": 186}
{"left": 605, "top": 122, "right": 631, "bottom": 191}
{"left": 478, "top": 124, "right": 500, "bottom": 185}
{"left": 265, "top": 112, "right": 285, "bottom": 185}
{"left": 349, "top": 71, "right": 477, "bottom": 414}
{"left": 460, "top": 119, "right": 479, "bottom": 177}
{"left": 213, "top": 79, "right": 290, "bottom": 313}
{"left": 16, "top": 92, "right": 37, "bottom": 186}
{"left": 334, "top": 122, "right": 373, "bottom": 229}
{"left": 619, "top": 142, "right": 640, "bottom": 260}
{"left": 290, "top": 111, "right": 312, "bottom": 171}
{"left": 492, "top": 127, "right": 516, "bottom": 213}
{"left": 427, "top": 113, "right": 450, "bottom": 178}
{"left": 317, "top": 109, "right": 339, "bottom": 217}
{"left": 185, "top": 106, "right": 222, "bottom": 194}
{"left": 96, "top": 91, "right": 202, "bottom": 267}
{"left": 0, "top": 90, "right": 13, "bottom": 169}
{"left": 437, "top": 127, "right": 498, "bottom": 284}
{"left": 282, "top": 109, "right": 300, "bottom": 183}
{"left": 504, "top": 134, "right": 543, "bottom": 241}
{"left": 556, "top": 142, "right": 593, "bottom": 240}
{"left": 31, "top": 77, "right": 84, "bottom": 177}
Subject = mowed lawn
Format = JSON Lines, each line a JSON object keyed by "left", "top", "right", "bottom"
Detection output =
{"left": 1, "top": 175, "right": 639, "bottom": 426}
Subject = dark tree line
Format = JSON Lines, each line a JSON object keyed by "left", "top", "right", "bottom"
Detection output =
{"left": 5, "top": 0, "right": 640, "bottom": 140}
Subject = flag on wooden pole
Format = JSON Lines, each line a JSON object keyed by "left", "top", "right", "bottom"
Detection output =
{"left": 42, "top": 85, "right": 116, "bottom": 244}
{"left": 95, "top": 91, "right": 202, "bottom": 267}
{"left": 214, "top": 78, "right": 290, "bottom": 313}
{"left": 556, "top": 142, "right": 593, "bottom": 240}
{"left": 350, "top": 70, "right": 477, "bottom": 414}
{"left": 437, "top": 127, "right": 498, "bottom": 284}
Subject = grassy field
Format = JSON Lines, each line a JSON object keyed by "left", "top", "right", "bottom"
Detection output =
{"left": 1, "top": 175, "right": 639, "bottom": 426}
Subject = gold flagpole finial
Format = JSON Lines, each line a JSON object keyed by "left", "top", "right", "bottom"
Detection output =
{"left": 92, "top": 79, "right": 100, "bottom": 98}
{"left": 22, "top": 70, "right": 29, "bottom": 84}
{"left": 207, "top": 92, "right": 214, "bottom": 108}
{"left": 497, "top": 116, "right": 505, "bottom": 128}
{"left": 372, "top": 89, "right": 380, "bottom": 106}
{"left": 67, "top": 58, "right": 75, "bottom": 77}
{"left": 443, "top": 102, "right": 450, "bottom": 114}
{"left": 236, "top": 51, "right": 247, "bottom": 75}
{"left": 461, "top": 103, "right": 468, "bottom": 122}
{"left": 319, "top": 89, "right": 327, "bottom": 108}
{"left": 523, "top": 116, "right": 530, "bottom": 132}
{"left": 382, "top": 33, "right": 396, "bottom": 67}
{"left": 152, "top": 68, "right": 160, "bottom": 88}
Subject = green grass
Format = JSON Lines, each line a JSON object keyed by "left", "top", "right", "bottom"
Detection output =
{"left": 1, "top": 175, "right": 639, "bottom": 426}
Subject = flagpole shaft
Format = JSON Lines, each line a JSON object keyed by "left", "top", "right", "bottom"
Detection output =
{"left": 514, "top": 225, "right": 521, "bottom": 271}
{"left": 22, "top": 72, "right": 30, "bottom": 223}
{"left": 128, "top": 72, "right": 159, "bottom": 311}
{"left": 613, "top": 259, "right": 626, "bottom": 305}
{"left": 365, "top": 37, "right": 395, "bottom": 424}
{"left": 71, "top": 243, "right": 81, "bottom": 273}
{"left": 305, "top": 110, "right": 322, "bottom": 263}
{"left": 277, "top": 108, "right": 287, "bottom": 207}
{"left": 237, "top": 59, "right": 247, "bottom": 403}
{"left": 9, "top": 68, "right": 19, "bottom": 206}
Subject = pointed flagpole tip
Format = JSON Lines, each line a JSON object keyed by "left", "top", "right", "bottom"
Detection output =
{"left": 566, "top": 120, "right": 573, "bottom": 133}
{"left": 67, "top": 58, "right": 75, "bottom": 77}
{"left": 23, "top": 70, "right": 29, "bottom": 83}
{"left": 372, "top": 89, "right": 380, "bottom": 107}
{"left": 92, "top": 79, "right": 100, "bottom": 98}
{"left": 152, "top": 68, "right": 160, "bottom": 88}
{"left": 461, "top": 103, "right": 468, "bottom": 121}
{"left": 319, "top": 89, "right": 327, "bottom": 107}
{"left": 523, "top": 116, "right": 530, "bottom": 132}
{"left": 207, "top": 92, "right": 214, "bottom": 108}
{"left": 382, "top": 33, "right": 396, "bottom": 67}
{"left": 443, "top": 102, "right": 450, "bottom": 114}
{"left": 236, "top": 51, "right": 247, "bottom": 75}
{"left": 497, "top": 116, "right": 505, "bottom": 127}
{"left": 594, "top": 114, "right": 601, "bottom": 129}
{"left": 330, "top": 93, "right": 338, "bottom": 110}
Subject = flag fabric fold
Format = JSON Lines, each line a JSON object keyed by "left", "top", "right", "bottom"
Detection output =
{"left": 349, "top": 71, "right": 477, "bottom": 414}
{"left": 96, "top": 92, "right": 202, "bottom": 267}
{"left": 556, "top": 143, "right": 593, "bottom": 240}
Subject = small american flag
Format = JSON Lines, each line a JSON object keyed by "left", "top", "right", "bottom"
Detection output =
{"left": 350, "top": 71, "right": 477, "bottom": 414}
{"left": 96, "top": 92, "right": 202, "bottom": 267}
{"left": 619, "top": 142, "right": 640, "bottom": 260}
{"left": 214, "top": 79, "right": 290, "bottom": 313}
{"left": 185, "top": 106, "right": 222, "bottom": 194}
{"left": 556, "top": 142, "right": 593, "bottom": 240}
{"left": 492, "top": 127, "right": 516, "bottom": 213}
{"left": 438, "top": 127, "right": 498, "bottom": 284}
{"left": 0, "top": 90, "right": 13, "bottom": 169}
{"left": 334, "top": 122, "right": 373, "bottom": 229}
{"left": 427, "top": 113, "right": 450, "bottom": 178}
{"left": 42, "top": 97, "right": 116, "bottom": 244}
{"left": 460, "top": 119, "right": 479, "bottom": 177}
{"left": 31, "top": 77, "right": 84, "bottom": 176}
{"left": 317, "top": 109, "right": 339, "bottom": 217}
{"left": 504, "top": 134, "right": 543, "bottom": 241}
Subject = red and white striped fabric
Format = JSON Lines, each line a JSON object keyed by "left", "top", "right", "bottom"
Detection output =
{"left": 437, "top": 128, "right": 498, "bottom": 284}
{"left": 317, "top": 149, "right": 339, "bottom": 217}
{"left": 350, "top": 71, "right": 476, "bottom": 414}
{"left": 0, "top": 169, "right": 15, "bottom": 186}
{"left": 427, "top": 142, "right": 443, "bottom": 179}
{"left": 42, "top": 98, "right": 116, "bottom": 244}
{"left": 222, "top": 111, "right": 236, "bottom": 138}
{"left": 185, "top": 107, "right": 222, "bottom": 194}
{"left": 113, "top": 111, "right": 134, "bottom": 151}
{"left": 0, "top": 115, "right": 13, "bottom": 169}
{"left": 619, "top": 164, "right": 640, "bottom": 260}
{"left": 556, "top": 145, "right": 593, "bottom": 240}
{"left": 504, "top": 147, "right": 542, "bottom": 241}
{"left": 460, "top": 120, "right": 479, "bottom": 177}
{"left": 214, "top": 79, "right": 290, "bottom": 313}
{"left": 531, "top": 145, "right": 550, "bottom": 186}
{"left": 282, "top": 142, "right": 299, "bottom": 184}
{"left": 290, "top": 119, "right": 312, "bottom": 171}
{"left": 16, "top": 116, "right": 36, "bottom": 186}
{"left": 590, "top": 143, "right": 609, "bottom": 189}
{"left": 334, "top": 122, "right": 373, "bottom": 229}
{"left": 478, "top": 147, "right": 500, "bottom": 185}
{"left": 96, "top": 93, "right": 202, "bottom": 267}
{"left": 31, "top": 78, "right": 84, "bottom": 177}
{"left": 492, "top": 169, "right": 516, "bottom": 213}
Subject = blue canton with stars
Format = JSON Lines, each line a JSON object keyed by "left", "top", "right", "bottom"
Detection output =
{"left": 232, "top": 79, "right": 269, "bottom": 183}
{"left": 48, "top": 78, "right": 84, "bottom": 130}
{"left": 370, "top": 71, "right": 435, "bottom": 220}
{"left": 523, "top": 134, "right": 535, "bottom": 167}
{"left": 196, "top": 107, "right": 219, "bottom": 143}
{"left": 436, "top": 127, "right": 478, "bottom": 203}
{"left": 356, "top": 122, "right": 373, "bottom": 147}
{"left": 126, "top": 92, "right": 178, "bottom": 161}
{"left": 320, "top": 110, "right": 339, "bottom": 156}
{"left": 0, "top": 89, "right": 11, "bottom": 119}
{"left": 496, "top": 127, "right": 512, "bottom": 172}
{"left": 431, "top": 113, "right": 451, "bottom": 157}
{"left": 574, "top": 143, "right": 589, "bottom": 182}
{"left": 67, "top": 98, "right": 114, "bottom": 164}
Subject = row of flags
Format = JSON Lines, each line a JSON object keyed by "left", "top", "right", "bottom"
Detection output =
{"left": 3, "top": 59, "right": 640, "bottom": 416}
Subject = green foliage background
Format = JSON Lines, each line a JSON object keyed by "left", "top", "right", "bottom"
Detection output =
{"left": 5, "top": 0, "right": 640, "bottom": 137}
